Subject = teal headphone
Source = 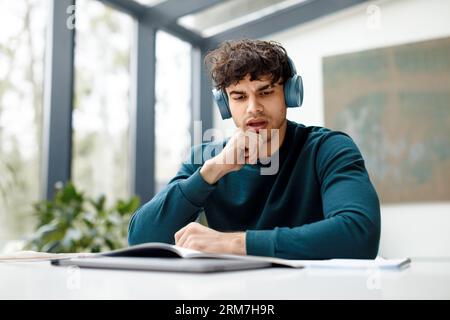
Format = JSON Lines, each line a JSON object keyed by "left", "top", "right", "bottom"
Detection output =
{"left": 212, "top": 57, "right": 304, "bottom": 119}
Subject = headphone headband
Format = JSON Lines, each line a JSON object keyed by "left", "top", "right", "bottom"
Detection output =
{"left": 287, "top": 57, "right": 297, "bottom": 76}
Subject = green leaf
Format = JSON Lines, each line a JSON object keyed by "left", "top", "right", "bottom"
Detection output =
{"left": 116, "top": 196, "right": 140, "bottom": 215}
{"left": 90, "top": 194, "right": 106, "bottom": 212}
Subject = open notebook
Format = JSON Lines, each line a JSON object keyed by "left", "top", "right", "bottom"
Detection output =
{"left": 49, "top": 242, "right": 411, "bottom": 273}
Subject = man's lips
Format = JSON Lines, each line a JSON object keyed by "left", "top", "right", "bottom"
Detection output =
{"left": 246, "top": 119, "right": 268, "bottom": 131}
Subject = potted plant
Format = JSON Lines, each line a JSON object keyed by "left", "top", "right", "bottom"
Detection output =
{"left": 25, "top": 182, "right": 140, "bottom": 253}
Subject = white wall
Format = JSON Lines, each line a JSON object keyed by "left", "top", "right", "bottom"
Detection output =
{"left": 213, "top": 0, "right": 450, "bottom": 258}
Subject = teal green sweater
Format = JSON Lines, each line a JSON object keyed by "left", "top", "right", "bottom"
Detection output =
{"left": 128, "top": 120, "right": 380, "bottom": 259}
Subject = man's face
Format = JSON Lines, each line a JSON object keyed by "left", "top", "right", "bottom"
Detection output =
{"left": 225, "top": 74, "right": 287, "bottom": 144}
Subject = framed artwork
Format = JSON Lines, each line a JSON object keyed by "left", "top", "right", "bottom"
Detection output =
{"left": 323, "top": 37, "right": 450, "bottom": 203}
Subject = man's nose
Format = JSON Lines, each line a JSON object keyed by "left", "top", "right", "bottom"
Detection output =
{"left": 246, "top": 95, "right": 263, "bottom": 115}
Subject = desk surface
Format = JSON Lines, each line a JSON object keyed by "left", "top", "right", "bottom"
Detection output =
{"left": 1, "top": 259, "right": 449, "bottom": 299}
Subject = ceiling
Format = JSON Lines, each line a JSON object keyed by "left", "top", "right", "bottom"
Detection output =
{"left": 99, "top": 0, "right": 370, "bottom": 49}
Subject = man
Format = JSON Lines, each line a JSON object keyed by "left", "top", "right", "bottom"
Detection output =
{"left": 128, "top": 39, "right": 380, "bottom": 260}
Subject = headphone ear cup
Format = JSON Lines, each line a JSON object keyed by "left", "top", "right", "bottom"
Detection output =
{"left": 212, "top": 88, "right": 232, "bottom": 119}
{"left": 284, "top": 74, "right": 303, "bottom": 108}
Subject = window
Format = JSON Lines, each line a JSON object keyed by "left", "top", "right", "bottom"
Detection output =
{"left": 0, "top": 0, "right": 48, "bottom": 245}
{"left": 155, "top": 31, "right": 191, "bottom": 192}
{"left": 72, "top": 0, "right": 133, "bottom": 203}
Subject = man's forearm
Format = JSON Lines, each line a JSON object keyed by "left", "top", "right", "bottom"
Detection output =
{"left": 128, "top": 184, "right": 200, "bottom": 245}
{"left": 128, "top": 168, "right": 217, "bottom": 245}
{"left": 229, "top": 232, "right": 247, "bottom": 255}
{"left": 200, "top": 158, "right": 229, "bottom": 185}
{"left": 246, "top": 212, "right": 380, "bottom": 259}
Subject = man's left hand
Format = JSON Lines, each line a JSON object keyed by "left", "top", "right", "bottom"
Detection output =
{"left": 174, "top": 222, "right": 246, "bottom": 255}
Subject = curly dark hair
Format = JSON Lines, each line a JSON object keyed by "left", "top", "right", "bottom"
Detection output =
{"left": 204, "top": 39, "right": 292, "bottom": 91}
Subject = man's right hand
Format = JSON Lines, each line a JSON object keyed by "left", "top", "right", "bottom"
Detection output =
{"left": 200, "top": 129, "right": 263, "bottom": 185}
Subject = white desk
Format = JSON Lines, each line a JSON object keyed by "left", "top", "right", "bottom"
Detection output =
{"left": 0, "top": 259, "right": 449, "bottom": 299}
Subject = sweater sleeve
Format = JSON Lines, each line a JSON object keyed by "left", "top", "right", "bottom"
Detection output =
{"left": 246, "top": 132, "right": 381, "bottom": 259}
{"left": 128, "top": 146, "right": 217, "bottom": 245}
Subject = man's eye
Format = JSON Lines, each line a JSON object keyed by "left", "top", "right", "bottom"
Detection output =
{"left": 261, "top": 91, "right": 273, "bottom": 96}
{"left": 233, "top": 95, "right": 245, "bottom": 100}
